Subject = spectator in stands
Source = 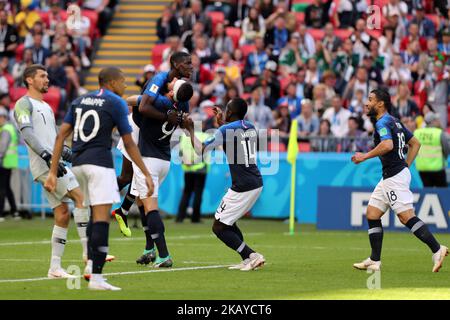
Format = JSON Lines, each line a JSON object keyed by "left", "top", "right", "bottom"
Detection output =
{"left": 204, "top": 0, "right": 233, "bottom": 25}
{"left": 310, "top": 119, "right": 337, "bottom": 152}
{"left": 401, "top": 40, "right": 421, "bottom": 81}
{"left": 201, "top": 65, "right": 230, "bottom": 106}
{"left": 12, "top": 47, "right": 32, "bottom": 86}
{"left": 240, "top": 6, "right": 266, "bottom": 45}
{"left": 322, "top": 22, "right": 342, "bottom": 54}
{"left": 401, "top": 22, "right": 428, "bottom": 52}
{"left": 419, "top": 38, "right": 444, "bottom": 77}
{"left": 401, "top": 115, "right": 417, "bottom": 132}
{"left": 322, "top": 96, "right": 351, "bottom": 138}
{"left": 0, "top": 9, "right": 18, "bottom": 71}
{"left": 244, "top": 36, "right": 268, "bottom": 78}
{"left": 45, "top": 0, "right": 67, "bottom": 36}
{"left": 273, "top": 102, "right": 291, "bottom": 146}
{"left": 437, "top": 28, "right": 449, "bottom": 59}
{"left": 350, "top": 19, "right": 371, "bottom": 60}
{"left": 209, "top": 23, "right": 234, "bottom": 57}
{"left": 181, "top": 0, "right": 212, "bottom": 36}
{"left": 362, "top": 54, "right": 383, "bottom": 84}
{"left": 265, "top": 1, "right": 296, "bottom": 32}
{"left": 157, "top": 6, "right": 180, "bottom": 44}
{"left": 181, "top": 21, "right": 204, "bottom": 53}
{"left": 190, "top": 53, "right": 213, "bottom": 92}
{"left": 349, "top": 88, "right": 365, "bottom": 114}
{"left": 305, "top": 58, "right": 320, "bottom": 86}
{"left": 222, "top": 85, "right": 239, "bottom": 108}
{"left": 216, "top": 51, "right": 243, "bottom": 95}
{"left": 0, "top": 56, "right": 8, "bottom": 93}
{"left": 408, "top": 4, "right": 435, "bottom": 38}
{"left": 313, "top": 40, "right": 332, "bottom": 73}
{"left": 264, "top": 16, "right": 289, "bottom": 57}
{"left": 296, "top": 99, "right": 320, "bottom": 138}
{"left": 13, "top": 0, "right": 41, "bottom": 40}
{"left": 305, "top": 0, "right": 331, "bottom": 28}
{"left": 382, "top": 0, "right": 408, "bottom": 20}
{"left": 343, "top": 67, "right": 378, "bottom": 102}
{"left": 424, "top": 60, "right": 449, "bottom": 128}
{"left": 312, "top": 83, "right": 329, "bottom": 117}
{"left": 331, "top": 0, "right": 368, "bottom": 29}
{"left": 232, "top": 47, "right": 246, "bottom": 70}
{"left": 259, "top": 0, "right": 275, "bottom": 19}
{"left": 254, "top": 60, "right": 280, "bottom": 109}
{"left": 27, "top": 32, "right": 50, "bottom": 65}
{"left": 279, "top": 32, "right": 303, "bottom": 77}
{"left": 277, "top": 83, "right": 302, "bottom": 119}
{"left": 82, "top": 0, "right": 114, "bottom": 36}
{"left": 65, "top": 11, "right": 92, "bottom": 68}
{"left": 54, "top": 34, "right": 87, "bottom": 95}
{"left": 46, "top": 51, "right": 67, "bottom": 114}
{"left": 297, "top": 24, "right": 316, "bottom": 61}
{"left": 246, "top": 86, "right": 274, "bottom": 130}
{"left": 24, "top": 21, "right": 50, "bottom": 49}
{"left": 194, "top": 35, "right": 218, "bottom": 67}
{"left": 341, "top": 116, "right": 369, "bottom": 152}
{"left": 135, "top": 64, "right": 155, "bottom": 90}
{"left": 379, "top": 26, "right": 400, "bottom": 58}
{"left": 386, "top": 12, "right": 407, "bottom": 48}
{"left": 332, "top": 38, "right": 360, "bottom": 94}
{"left": 382, "top": 53, "right": 412, "bottom": 96}
{"left": 391, "top": 82, "right": 420, "bottom": 119}
{"left": 321, "top": 70, "right": 337, "bottom": 100}
{"left": 294, "top": 67, "right": 311, "bottom": 100}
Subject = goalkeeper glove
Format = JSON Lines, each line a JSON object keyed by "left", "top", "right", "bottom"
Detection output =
{"left": 40, "top": 150, "right": 67, "bottom": 178}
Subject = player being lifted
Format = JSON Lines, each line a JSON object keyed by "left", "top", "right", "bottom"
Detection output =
{"left": 185, "top": 98, "right": 265, "bottom": 271}
{"left": 13, "top": 64, "right": 89, "bottom": 279}
{"left": 112, "top": 52, "right": 192, "bottom": 246}
{"left": 130, "top": 77, "right": 193, "bottom": 267}
{"left": 45, "top": 67, "right": 154, "bottom": 291}
{"left": 352, "top": 89, "right": 448, "bottom": 272}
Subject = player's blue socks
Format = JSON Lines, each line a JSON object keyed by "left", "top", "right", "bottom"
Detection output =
{"left": 368, "top": 219, "right": 383, "bottom": 261}
{"left": 120, "top": 187, "right": 135, "bottom": 214}
{"left": 146, "top": 210, "right": 169, "bottom": 258}
{"left": 86, "top": 219, "right": 93, "bottom": 260}
{"left": 139, "top": 206, "right": 155, "bottom": 251}
{"left": 405, "top": 216, "right": 440, "bottom": 253}
{"left": 213, "top": 220, "right": 254, "bottom": 260}
{"left": 90, "top": 222, "right": 109, "bottom": 274}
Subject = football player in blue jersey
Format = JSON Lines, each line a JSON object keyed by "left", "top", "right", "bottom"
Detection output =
{"left": 45, "top": 67, "right": 154, "bottom": 291}
{"left": 112, "top": 52, "right": 192, "bottom": 242}
{"left": 352, "top": 88, "right": 448, "bottom": 272}
{"left": 184, "top": 98, "right": 266, "bottom": 271}
{"left": 130, "top": 77, "right": 193, "bottom": 267}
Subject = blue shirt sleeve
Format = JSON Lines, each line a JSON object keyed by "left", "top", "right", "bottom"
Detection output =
{"left": 401, "top": 123, "right": 413, "bottom": 142}
{"left": 143, "top": 72, "right": 167, "bottom": 99}
{"left": 375, "top": 119, "right": 392, "bottom": 141}
{"left": 112, "top": 97, "right": 132, "bottom": 136}
{"left": 204, "top": 126, "right": 226, "bottom": 148}
{"left": 63, "top": 104, "right": 74, "bottom": 126}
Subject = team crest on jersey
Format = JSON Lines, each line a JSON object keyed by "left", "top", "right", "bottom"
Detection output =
{"left": 379, "top": 128, "right": 388, "bottom": 136}
{"left": 18, "top": 114, "right": 30, "bottom": 124}
{"left": 150, "top": 84, "right": 159, "bottom": 94}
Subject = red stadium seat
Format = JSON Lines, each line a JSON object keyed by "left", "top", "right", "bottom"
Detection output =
{"left": 292, "top": 0, "right": 314, "bottom": 3}
{"left": 81, "top": 9, "right": 99, "bottom": 40}
{"left": 366, "top": 28, "right": 382, "bottom": 39}
{"left": 268, "top": 142, "right": 286, "bottom": 152}
{"left": 225, "top": 27, "right": 241, "bottom": 49}
{"left": 334, "top": 29, "right": 352, "bottom": 40}
{"left": 244, "top": 76, "right": 257, "bottom": 88}
{"left": 298, "top": 142, "right": 310, "bottom": 152}
{"left": 10, "top": 87, "right": 27, "bottom": 103}
{"left": 207, "top": 11, "right": 225, "bottom": 36}
{"left": 240, "top": 44, "right": 256, "bottom": 60}
{"left": 295, "top": 12, "right": 305, "bottom": 25}
{"left": 308, "top": 29, "right": 325, "bottom": 41}
{"left": 4, "top": 73, "right": 14, "bottom": 90}
{"left": 151, "top": 43, "right": 170, "bottom": 69}
{"left": 43, "top": 87, "right": 61, "bottom": 114}
{"left": 15, "top": 43, "right": 25, "bottom": 62}
{"left": 280, "top": 77, "right": 292, "bottom": 96}
{"left": 412, "top": 95, "right": 421, "bottom": 109}
{"left": 241, "top": 92, "right": 251, "bottom": 101}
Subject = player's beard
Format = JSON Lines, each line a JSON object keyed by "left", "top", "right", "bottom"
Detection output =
{"left": 367, "top": 105, "right": 377, "bottom": 119}
{"left": 40, "top": 85, "right": 49, "bottom": 94}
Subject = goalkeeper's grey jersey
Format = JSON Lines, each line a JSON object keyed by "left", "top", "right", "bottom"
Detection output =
{"left": 14, "top": 96, "right": 57, "bottom": 179}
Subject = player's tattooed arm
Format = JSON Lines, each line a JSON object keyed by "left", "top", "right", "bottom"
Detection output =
{"left": 405, "top": 136, "right": 421, "bottom": 168}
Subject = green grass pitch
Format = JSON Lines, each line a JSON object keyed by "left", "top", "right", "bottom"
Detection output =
{"left": 0, "top": 217, "right": 449, "bottom": 299}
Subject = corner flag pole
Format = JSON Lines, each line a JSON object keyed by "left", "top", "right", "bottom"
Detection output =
{"left": 286, "top": 120, "right": 299, "bottom": 235}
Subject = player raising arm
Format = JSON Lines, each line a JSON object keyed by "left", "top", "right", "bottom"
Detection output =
{"left": 45, "top": 67, "right": 154, "bottom": 291}
{"left": 352, "top": 89, "right": 448, "bottom": 272}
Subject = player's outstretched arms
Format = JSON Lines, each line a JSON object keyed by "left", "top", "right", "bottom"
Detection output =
{"left": 138, "top": 94, "right": 178, "bottom": 125}
{"left": 406, "top": 136, "right": 421, "bottom": 168}
{"left": 185, "top": 117, "right": 205, "bottom": 156}
{"left": 44, "top": 123, "right": 73, "bottom": 192}
{"left": 352, "top": 140, "right": 394, "bottom": 164}
{"left": 122, "top": 133, "right": 154, "bottom": 197}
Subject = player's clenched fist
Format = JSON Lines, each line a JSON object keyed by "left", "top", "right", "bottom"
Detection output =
{"left": 144, "top": 174, "right": 155, "bottom": 198}
{"left": 351, "top": 152, "right": 367, "bottom": 164}
{"left": 44, "top": 173, "right": 57, "bottom": 193}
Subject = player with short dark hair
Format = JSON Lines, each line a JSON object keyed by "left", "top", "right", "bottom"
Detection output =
{"left": 185, "top": 98, "right": 265, "bottom": 271}
{"left": 44, "top": 67, "right": 154, "bottom": 291}
{"left": 130, "top": 78, "right": 193, "bottom": 267}
{"left": 352, "top": 88, "right": 448, "bottom": 272}
{"left": 112, "top": 52, "right": 193, "bottom": 239}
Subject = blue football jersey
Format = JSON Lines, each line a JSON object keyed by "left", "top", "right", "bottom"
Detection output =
{"left": 143, "top": 71, "right": 169, "bottom": 98}
{"left": 205, "top": 120, "right": 263, "bottom": 192}
{"left": 64, "top": 88, "right": 132, "bottom": 168}
{"left": 134, "top": 94, "right": 189, "bottom": 161}
{"left": 373, "top": 113, "right": 413, "bottom": 179}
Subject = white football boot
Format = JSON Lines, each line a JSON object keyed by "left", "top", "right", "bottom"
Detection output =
{"left": 228, "top": 259, "right": 250, "bottom": 270}
{"left": 432, "top": 245, "right": 449, "bottom": 272}
{"left": 240, "top": 253, "right": 265, "bottom": 271}
{"left": 353, "top": 257, "right": 381, "bottom": 271}
{"left": 48, "top": 267, "right": 77, "bottom": 279}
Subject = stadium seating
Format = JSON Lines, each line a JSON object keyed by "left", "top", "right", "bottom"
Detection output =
{"left": 240, "top": 44, "right": 256, "bottom": 60}
{"left": 298, "top": 141, "right": 311, "bottom": 152}
{"left": 225, "top": 27, "right": 242, "bottom": 49}
{"left": 151, "top": 43, "right": 170, "bottom": 69}
{"left": 308, "top": 29, "right": 325, "bottom": 41}
{"left": 334, "top": 29, "right": 352, "bottom": 41}
{"left": 207, "top": 11, "right": 225, "bottom": 36}
{"left": 268, "top": 141, "right": 287, "bottom": 152}
{"left": 9, "top": 87, "right": 60, "bottom": 114}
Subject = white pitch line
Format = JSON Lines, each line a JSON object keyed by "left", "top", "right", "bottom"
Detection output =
{"left": 0, "top": 233, "right": 264, "bottom": 247}
{"left": 0, "top": 264, "right": 231, "bottom": 284}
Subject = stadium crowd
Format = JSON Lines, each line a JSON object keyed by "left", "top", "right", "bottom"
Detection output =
{"left": 0, "top": 0, "right": 116, "bottom": 119}
{"left": 155, "top": 0, "right": 450, "bottom": 151}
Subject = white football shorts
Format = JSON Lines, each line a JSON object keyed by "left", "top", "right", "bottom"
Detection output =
{"left": 117, "top": 114, "right": 140, "bottom": 162}
{"left": 36, "top": 168, "right": 79, "bottom": 209}
{"left": 130, "top": 157, "right": 170, "bottom": 199}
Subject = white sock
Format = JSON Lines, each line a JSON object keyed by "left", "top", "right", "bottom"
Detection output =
{"left": 50, "top": 225, "right": 68, "bottom": 270}
{"left": 91, "top": 273, "right": 104, "bottom": 283}
{"left": 73, "top": 207, "right": 89, "bottom": 259}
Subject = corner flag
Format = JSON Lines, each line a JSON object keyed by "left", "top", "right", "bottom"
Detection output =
{"left": 287, "top": 120, "right": 298, "bottom": 235}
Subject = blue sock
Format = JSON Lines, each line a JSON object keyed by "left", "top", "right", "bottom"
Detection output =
{"left": 90, "top": 222, "right": 109, "bottom": 274}
{"left": 406, "top": 216, "right": 440, "bottom": 253}
{"left": 146, "top": 210, "right": 169, "bottom": 258}
{"left": 139, "top": 206, "right": 154, "bottom": 252}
